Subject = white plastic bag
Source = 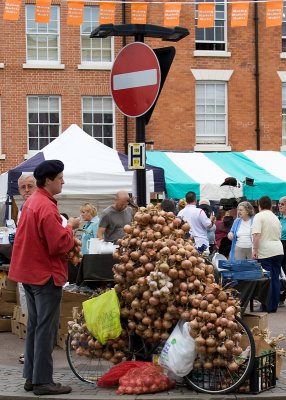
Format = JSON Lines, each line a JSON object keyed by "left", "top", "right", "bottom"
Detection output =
{"left": 158, "top": 320, "right": 196, "bottom": 377}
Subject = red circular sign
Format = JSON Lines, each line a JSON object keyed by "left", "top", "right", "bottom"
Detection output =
{"left": 111, "top": 42, "right": 161, "bottom": 118}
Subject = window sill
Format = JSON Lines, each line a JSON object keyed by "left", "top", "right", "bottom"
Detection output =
{"left": 194, "top": 144, "right": 232, "bottom": 152}
{"left": 280, "top": 145, "right": 286, "bottom": 151}
{"left": 0, "top": 154, "right": 6, "bottom": 160}
{"left": 78, "top": 63, "right": 112, "bottom": 70}
{"left": 0, "top": 63, "right": 4, "bottom": 69}
{"left": 280, "top": 53, "right": 286, "bottom": 59}
{"left": 193, "top": 50, "right": 231, "bottom": 58}
{"left": 22, "top": 63, "right": 65, "bottom": 69}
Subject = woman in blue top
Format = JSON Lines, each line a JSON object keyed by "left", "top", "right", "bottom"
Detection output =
{"left": 228, "top": 201, "right": 255, "bottom": 261}
{"left": 80, "top": 203, "right": 99, "bottom": 255}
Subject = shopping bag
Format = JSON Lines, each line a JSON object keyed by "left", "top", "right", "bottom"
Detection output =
{"left": 158, "top": 320, "right": 196, "bottom": 377}
{"left": 82, "top": 289, "right": 122, "bottom": 344}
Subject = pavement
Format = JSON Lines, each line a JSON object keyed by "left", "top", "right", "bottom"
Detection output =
{"left": 1, "top": 305, "right": 286, "bottom": 400}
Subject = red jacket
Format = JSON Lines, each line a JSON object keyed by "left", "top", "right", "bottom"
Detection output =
{"left": 9, "top": 188, "right": 74, "bottom": 286}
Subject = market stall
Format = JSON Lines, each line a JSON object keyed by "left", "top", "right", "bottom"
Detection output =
{"left": 0, "top": 124, "right": 165, "bottom": 219}
{"left": 146, "top": 150, "right": 286, "bottom": 200}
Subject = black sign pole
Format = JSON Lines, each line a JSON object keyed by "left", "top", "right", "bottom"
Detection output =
{"left": 135, "top": 33, "right": 147, "bottom": 207}
{"left": 136, "top": 117, "right": 146, "bottom": 206}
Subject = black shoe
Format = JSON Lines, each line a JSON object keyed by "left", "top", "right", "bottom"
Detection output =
{"left": 24, "top": 379, "right": 33, "bottom": 392}
{"left": 33, "top": 383, "right": 72, "bottom": 396}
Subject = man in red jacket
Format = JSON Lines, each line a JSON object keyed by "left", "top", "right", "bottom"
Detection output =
{"left": 9, "top": 160, "right": 80, "bottom": 395}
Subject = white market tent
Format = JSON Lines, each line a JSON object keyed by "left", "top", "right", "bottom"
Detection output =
{"left": 0, "top": 125, "right": 164, "bottom": 216}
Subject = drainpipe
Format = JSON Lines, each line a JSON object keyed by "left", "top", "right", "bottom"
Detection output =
{"left": 254, "top": 0, "right": 261, "bottom": 150}
{"left": 122, "top": 1, "right": 128, "bottom": 155}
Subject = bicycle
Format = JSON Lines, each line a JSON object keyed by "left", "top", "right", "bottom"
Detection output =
{"left": 66, "top": 314, "right": 164, "bottom": 383}
{"left": 66, "top": 313, "right": 255, "bottom": 393}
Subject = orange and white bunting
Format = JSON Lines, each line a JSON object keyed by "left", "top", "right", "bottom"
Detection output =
{"left": 99, "top": 2, "right": 116, "bottom": 25}
{"left": 266, "top": 1, "right": 283, "bottom": 27}
{"left": 3, "top": 0, "right": 21, "bottom": 21}
{"left": 67, "top": 0, "right": 84, "bottom": 26}
{"left": 231, "top": 2, "right": 249, "bottom": 27}
{"left": 197, "top": 3, "right": 215, "bottom": 28}
{"left": 35, "top": 0, "right": 51, "bottom": 23}
{"left": 131, "top": 3, "right": 148, "bottom": 25}
{"left": 164, "top": 3, "right": 181, "bottom": 27}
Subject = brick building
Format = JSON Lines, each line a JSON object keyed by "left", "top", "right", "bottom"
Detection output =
{"left": 1, "top": 0, "right": 286, "bottom": 174}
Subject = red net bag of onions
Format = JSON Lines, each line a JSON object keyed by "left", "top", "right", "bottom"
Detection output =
{"left": 116, "top": 364, "right": 176, "bottom": 395}
{"left": 97, "top": 361, "right": 152, "bottom": 387}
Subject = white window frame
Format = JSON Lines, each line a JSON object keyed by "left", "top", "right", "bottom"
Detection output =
{"left": 195, "top": 81, "right": 228, "bottom": 149}
{"left": 25, "top": 4, "right": 61, "bottom": 66}
{"left": 194, "top": 0, "right": 228, "bottom": 55}
{"left": 82, "top": 96, "right": 115, "bottom": 148}
{"left": 27, "top": 95, "right": 62, "bottom": 155}
{"left": 78, "top": 6, "right": 114, "bottom": 70}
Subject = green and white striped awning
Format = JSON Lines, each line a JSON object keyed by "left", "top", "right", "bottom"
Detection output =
{"left": 146, "top": 150, "right": 286, "bottom": 201}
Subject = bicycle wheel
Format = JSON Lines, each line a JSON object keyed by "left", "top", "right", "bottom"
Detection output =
{"left": 66, "top": 330, "right": 113, "bottom": 383}
{"left": 184, "top": 316, "right": 255, "bottom": 394}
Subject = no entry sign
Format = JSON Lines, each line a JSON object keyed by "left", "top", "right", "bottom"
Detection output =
{"left": 111, "top": 42, "right": 161, "bottom": 118}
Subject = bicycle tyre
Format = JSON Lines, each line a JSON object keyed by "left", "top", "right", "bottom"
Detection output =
{"left": 66, "top": 331, "right": 114, "bottom": 384}
{"left": 184, "top": 316, "right": 255, "bottom": 394}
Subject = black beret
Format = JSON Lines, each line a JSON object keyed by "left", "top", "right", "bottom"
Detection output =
{"left": 34, "top": 160, "right": 64, "bottom": 180}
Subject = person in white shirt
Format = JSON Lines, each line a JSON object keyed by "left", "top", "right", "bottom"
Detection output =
{"left": 178, "top": 191, "right": 215, "bottom": 250}
{"left": 252, "top": 196, "right": 283, "bottom": 313}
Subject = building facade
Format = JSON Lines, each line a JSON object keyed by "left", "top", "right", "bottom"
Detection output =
{"left": 0, "top": 0, "right": 286, "bottom": 174}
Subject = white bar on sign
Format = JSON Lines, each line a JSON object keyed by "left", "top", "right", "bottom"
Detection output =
{"left": 113, "top": 69, "right": 157, "bottom": 90}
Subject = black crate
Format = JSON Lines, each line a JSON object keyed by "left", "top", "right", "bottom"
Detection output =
{"left": 237, "top": 352, "right": 276, "bottom": 394}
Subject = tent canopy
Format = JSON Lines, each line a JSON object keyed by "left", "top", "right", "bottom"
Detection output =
{"left": 146, "top": 150, "right": 286, "bottom": 201}
{"left": 4, "top": 124, "right": 164, "bottom": 198}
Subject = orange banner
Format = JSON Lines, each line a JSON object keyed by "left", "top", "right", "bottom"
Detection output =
{"left": 197, "top": 3, "right": 215, "bottom": 28}
{"left": 67, "top": 1, "right": 84, "bottom": 25}
{"left": 231, "top": 2, "right": 249, "bottom": 27}
{"left": 164, "top": 3, "right": 181, "bottom": 27}
{"left": 99, "top": 2, "right": 116, "bottom": 25}
{"left": 35, "top": 0, "right": 51, "bottom": 23}
{"left": 3, "top": 0, "right": 21, "bottom": 21}
{"left": 266, "top": 1, "right": 283, "bottom": 27}
{"left": 131, "top": 3, "right": 148, "bottom": 24}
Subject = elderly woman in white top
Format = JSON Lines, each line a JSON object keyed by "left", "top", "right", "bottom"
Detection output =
{"left": 228, "top": 201, "right": 255, "bottom": 260}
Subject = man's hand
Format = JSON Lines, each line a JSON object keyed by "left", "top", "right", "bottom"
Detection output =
{"left": 68, "top": 217, "right": 80, "bottom": 230}
{"left": 252, "top": 249, "right": 258, "bottom": 259}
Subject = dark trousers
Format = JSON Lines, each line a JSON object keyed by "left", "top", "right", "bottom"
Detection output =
{"left": 281, "top": 240, "right": 286, "bottom": 275}
{"left": 23, "top": 277, "right": 62, "bottom": 384}
{"left": 259, "top": 254, "right": 283, "bottom": 312}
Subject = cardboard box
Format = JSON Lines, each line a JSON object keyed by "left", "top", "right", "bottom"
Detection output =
{"left": 0, "top": 317, "right": 12, "bottom": 332}
{"left": 276, "top": 354, "right": 283, "bottom": 379}
{"left": 58, "top": 316, "right": 72, "bottom": 334}
{"left": 11, "top": 320, "right": 21, "bottom": 336}
{"left": 19, "top": 323, "right": 27, "bottom": 340}
{"left": 0, "top": 275, "right": 17, "bottom": 291}
{"left": 243, "top": 312, "right": 268, "bottom": 331}
{"left": 13, "top": 305, "right": 20, "bottom": 321}
{"left": 0, "top": 299, "right": 15, "bottom": 316}
{"left": 0, "top": 288, "right": 17, "bottom": 303}
{"left": 62, "top": 290, "right": 89, "bottom": 303}
{"left": 18, "top": 308, "right": 28, "bottom": 326}
{"left": 60, "top": 301, "right": 83, "bottom": 317}
{"left": 57, "top": 333, "right": 68, "bottom": 350}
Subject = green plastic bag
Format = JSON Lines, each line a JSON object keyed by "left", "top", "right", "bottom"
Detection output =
{"left": 82, "top": 289, "right": 122, "bottom": 344}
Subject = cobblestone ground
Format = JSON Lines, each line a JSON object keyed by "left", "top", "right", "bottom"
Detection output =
{"left": 1, "top": 308, "right": 286, "bottom": 400}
